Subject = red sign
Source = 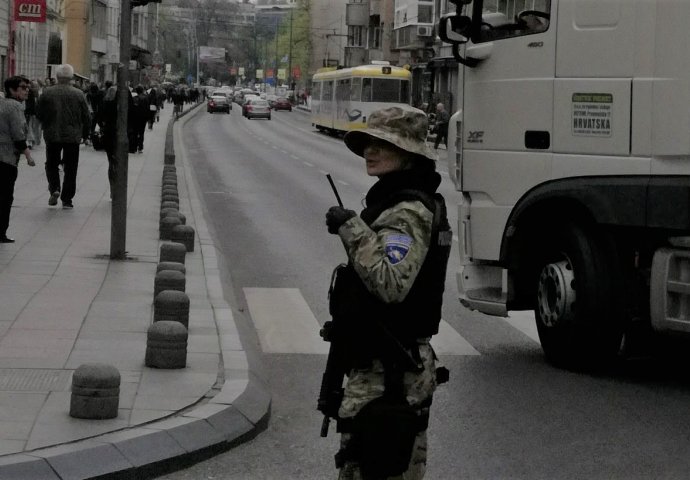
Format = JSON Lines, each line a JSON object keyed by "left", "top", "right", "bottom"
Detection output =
{"left": 229, "top": 67, "right": 237, "bottom": 75}
{"left": 292, "top": 66, "right": 301, "bottom": 80}
{"left": 266, "top": 68, "right": 274, "bottom": 78}
{"left": 15, "top": 0, "right": 46, "bottom": 23}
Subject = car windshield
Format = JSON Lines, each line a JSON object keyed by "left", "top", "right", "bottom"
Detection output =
{"left": 211, "top": 96, "right": 226, "bottom": 101}
{"left": 252, "top": 100, "right": 269, "bottom": 106}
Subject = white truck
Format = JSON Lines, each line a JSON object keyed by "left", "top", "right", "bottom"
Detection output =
{"left": 439, "top": 0, "right": 690, "bottom": 369}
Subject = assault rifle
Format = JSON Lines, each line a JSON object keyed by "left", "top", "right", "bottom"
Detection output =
{"left": 318, "top": 174, "right": 347, "bottom": 437}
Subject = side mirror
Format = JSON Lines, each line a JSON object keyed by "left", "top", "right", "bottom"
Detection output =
{"left": 438, "top": 14, "right": 473, "bottom": 44}
{"left": 449, "top": 0, "right": 472, "bottom": 5}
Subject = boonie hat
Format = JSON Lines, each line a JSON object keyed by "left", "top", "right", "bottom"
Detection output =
{"left": 344, "top": 106, "right": 438, "bottom": 162}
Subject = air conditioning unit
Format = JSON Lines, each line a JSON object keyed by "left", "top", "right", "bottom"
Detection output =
{"left": 417, "top": 25, "right": 432, "bottom": 37}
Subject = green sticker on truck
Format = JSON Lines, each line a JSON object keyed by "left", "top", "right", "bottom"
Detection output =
{"left": 572, "top": 93, "right": 612, "bottom": 137}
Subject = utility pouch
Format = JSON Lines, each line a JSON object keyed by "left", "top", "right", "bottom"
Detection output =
{"left": 351, "top": 395, "right": 421, "bottom": 479}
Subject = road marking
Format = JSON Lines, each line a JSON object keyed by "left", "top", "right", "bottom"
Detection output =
{"left": 280, "top": 149, "right": 289, "bottom": 154}
{"left": 290, "top": 155, "right": 300, "bottom": 160}
{"left": 244, "top": 288, "right": 329, "bottom": 354}
{"left": 336, "top": 180, "right": 348, "bottom": 186}
{"left": 505, "top": 311, "right": 540, "bottom": 343}
{"left": 431, "top": 320, "right": 480, "bottom": 355}
{"left": 303, "top": 161, "right": 314, "bottom": 167}
{"left": 318, "top": 170, "right": 329, "bottom": 176}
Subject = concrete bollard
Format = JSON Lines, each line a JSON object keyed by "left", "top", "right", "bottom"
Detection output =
{"left": 160, "top": 207, "right": 179, "bottom": 220}
{"left": 170, "top": 225, "right": 195, "bottom": 252}
{"left": 162, "top": 186, "right": 178, "bottom": 196}
{"left": 176, "top": 212, "right": 186, "bottom": 225}
{"left": 161, "top": 200, "right": 179, "bottom": 211}
{"left": 145, "top": 321, "right": 188, "bottom": 369}
{"left": 160, "top": 242, "right": 187, "bottom": 264}
{"left": 156, "top": 261, "right": 186, "bottom": 275}
{"left": 154, "top": 290, "right": 190, "bottom": 327}
{"left": 70, "top": 363, "right": 120, "bottom": 419}
{"left": 159, "top": 215, "right": 182, "bottom": 240}
{"left": 154, "top": 269, "right": 185, "bottom": 297}
{"left": 163, "top": 165, "right": 176, "bottom": 173}
{"left": 162, "top": 193, "right": 179, "bottom": 204}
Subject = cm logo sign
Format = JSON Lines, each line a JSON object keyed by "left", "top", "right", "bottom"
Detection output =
{"left": 14, "top": 0, "right": 47, "bottom": 23}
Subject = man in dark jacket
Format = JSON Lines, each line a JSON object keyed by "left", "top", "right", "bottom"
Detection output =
{"left": 37, "top": 64, "right": 91, "bottom": 209}
{"left": 132, "top": 85, "right": 149, "bottom": 153}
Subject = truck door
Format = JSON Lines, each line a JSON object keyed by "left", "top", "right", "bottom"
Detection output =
{"left": 461, "top": 0, "right": 556, "bottom": 261}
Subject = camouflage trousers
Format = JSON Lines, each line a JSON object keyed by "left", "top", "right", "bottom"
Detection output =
{"left": 337, "top": 430, "right": 428, "bottom": 480}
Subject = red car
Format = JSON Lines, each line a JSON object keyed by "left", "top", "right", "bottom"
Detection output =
{"left": 272, "top": 97, "right": 292, "bottom": 111}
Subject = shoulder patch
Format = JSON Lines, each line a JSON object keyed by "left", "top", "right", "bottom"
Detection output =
{"left": 385, "top": 234, "right": 413, "bottom": 265}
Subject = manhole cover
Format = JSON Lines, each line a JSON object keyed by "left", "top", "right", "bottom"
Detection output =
{"left": 0, "top": 369, "right": 72, "bottom": 392}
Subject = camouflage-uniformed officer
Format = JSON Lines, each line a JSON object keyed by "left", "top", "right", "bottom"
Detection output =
{"left": 325, "top": 106, "right": 451, "bottom": 480}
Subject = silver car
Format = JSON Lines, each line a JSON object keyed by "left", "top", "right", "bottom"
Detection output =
{"left": 245, "top": 99, "right": 271, "bottom": 120}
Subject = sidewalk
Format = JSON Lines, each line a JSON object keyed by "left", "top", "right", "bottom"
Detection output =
{"left": 0, "top": 104, "right": 269, "bottom": 479}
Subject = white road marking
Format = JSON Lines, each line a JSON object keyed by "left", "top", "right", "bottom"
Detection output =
{"left": 243, "top": 288, "right": 539, "bottom": 356}
{"left": 244, "top": 288, "right": 329, "bottom": 354}
{"left": 336, "top": 180, "right": 348, "bottom": 186}
{"left": 290, "top": 155, "right": 300, "bottom": 160}
{"left": 431, "top": 320, "right": 480, "bottom": 356}
{"left": 303, "top": 161, "right": 314, "bottom": 167}
{"left": 505, "top": 311, "right": 540, "bottom": 343}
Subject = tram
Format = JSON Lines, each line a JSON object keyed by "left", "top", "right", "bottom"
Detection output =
{"left": 311, "top": 62, "right": 412, "bottom": 134}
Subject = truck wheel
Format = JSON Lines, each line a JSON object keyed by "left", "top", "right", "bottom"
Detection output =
{"left": 534, "top": 222, "right": 623, "bottom": 370}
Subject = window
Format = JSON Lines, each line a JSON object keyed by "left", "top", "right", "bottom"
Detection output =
{"left": 323, "top": 80, "right": 333, "bottom": 102}
{"left": 337, "top": 78, "right": 351, "bottom": 102}
{"left": 371, "top": 79, "right": 406, "bottom": 103}
{"left": 368, "top": 26, "right": 381, "bottom": 49}
{"left": 313, "top": 81, "right": 322, "bottom": 100}
{"left": 348, "top": 26, "right": 364, "bottom": 47}
{"left": 351, "top": 77, "right": 361, "bottom": 101}
{"left": 362, "top": 78, "right": 372, "bottom": 102}
{"left": 418, "top": 5, "right": 433, "bottom": 23}
{"left": 475, "top": 0, "right": 551, "bottom": 43}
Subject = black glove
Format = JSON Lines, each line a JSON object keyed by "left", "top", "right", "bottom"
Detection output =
{"left": 326, "top": 206, "right": 356, "bottom": 234}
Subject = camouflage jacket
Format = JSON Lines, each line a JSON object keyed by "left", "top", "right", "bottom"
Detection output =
{"left": 336, "top": 199, "right": 437, "bottom": 418}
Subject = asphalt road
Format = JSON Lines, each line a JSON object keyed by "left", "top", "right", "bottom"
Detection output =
{"left": 158, "top": 105, "right": 690, "bottom": 480}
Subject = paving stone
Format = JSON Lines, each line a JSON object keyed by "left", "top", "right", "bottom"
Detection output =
{"left": 0, "top": 454, "right": 59, "bottom": 479}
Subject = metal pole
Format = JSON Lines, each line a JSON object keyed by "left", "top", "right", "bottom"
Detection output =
{"left": 274, "top": 17, "right": 278, "bottom": 88}
{"left": 287, "top": 8, "right": 293, "bottom": 91}
{"left": 111, "top": 0, "right": 132, "bottom": 259}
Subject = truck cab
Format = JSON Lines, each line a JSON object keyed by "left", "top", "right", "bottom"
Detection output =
{"left": 440, "top": 0, "right": 690, "bottom": 368}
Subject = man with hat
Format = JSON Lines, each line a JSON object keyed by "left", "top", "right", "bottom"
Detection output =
{"left": 324, "top": 106, "right": 452, "bottom": 479}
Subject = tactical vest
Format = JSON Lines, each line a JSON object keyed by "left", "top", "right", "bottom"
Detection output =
{"left": 329, "top": 189, "right": 452, "bottom": 369}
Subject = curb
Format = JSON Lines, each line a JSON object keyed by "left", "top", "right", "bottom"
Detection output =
{"left": 0, "top": 103, "right": 271, "bottom": 480}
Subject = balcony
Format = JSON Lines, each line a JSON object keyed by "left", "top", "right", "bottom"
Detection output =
{"left": 344, "top": 45, "right": 366, "bottom": 67}
{"left": 392, "top": 24, "right": 434, "bottom": 50}
{"left": 346, "top": 3, "right": 368, "bottom": 26}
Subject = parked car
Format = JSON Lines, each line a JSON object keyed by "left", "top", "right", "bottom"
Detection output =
{"left": 272, "top": 97, "right": 292, "bottom": 111}
{"left": 207, "top": 95, "right": 231, "bottom": 113}
{"left": 241, "top": 95, "right": 261, "bottom": 117}
{"left": 244, "top": 99, "right": 271, "bottom": 120}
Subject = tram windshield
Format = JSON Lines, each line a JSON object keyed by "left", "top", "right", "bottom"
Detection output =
{"left": 360, "top": 78, "right": 410, "bottom": 103}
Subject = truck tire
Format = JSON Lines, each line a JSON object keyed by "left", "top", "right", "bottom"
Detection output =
{"left": 534, "top": 222, "right": 623, "bottom": 370}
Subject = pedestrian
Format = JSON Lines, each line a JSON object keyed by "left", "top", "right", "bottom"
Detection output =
{"left": 132, "top": 85, "right": 149, "bottom": 153}
{"left": 324, "top": 106, "right": 452, "bottom": 480}
{"left": 86, "top": 83, "right": 103, "bottom": 143}
{"left": 0, "top": 76, "right": 36, "bottom": 243}
{"left": 37, "top": 64, "right": 91, "bottom": 209}
{"left": 97, "top": 85, "right": 118, "bottom": 196}
{"left": 146, "top": 86, "right": 158, "bottom": 130}
{"left": 24, "top": 81, "right": 41, "bottom": 148}
{"left": 433, "top": 102, "right": 449, "bottom": 149}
